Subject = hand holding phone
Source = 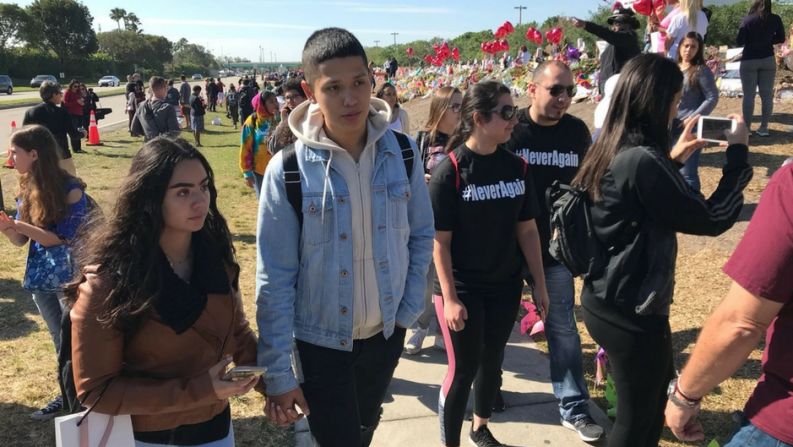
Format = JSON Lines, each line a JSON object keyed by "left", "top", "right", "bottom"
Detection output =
{"left": 697, "top": 116, "right": 738, "bottom": 144}
{"left": 223, "top": 365, "right": 267, "bottom": 382}
{"left": 722, "top": 114, "right": 748, "bottom": 147}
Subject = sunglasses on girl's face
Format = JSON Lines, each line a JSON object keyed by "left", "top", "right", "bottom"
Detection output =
{"left": 541, "top": 84, "right": 577, "bottom": 98}
{"left": 490, "top": 105, "right": 518, "bottom": 121}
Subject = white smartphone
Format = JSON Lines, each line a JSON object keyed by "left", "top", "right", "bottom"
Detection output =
{"left": 697, "top": 116, "right": 737, "bottom": 143}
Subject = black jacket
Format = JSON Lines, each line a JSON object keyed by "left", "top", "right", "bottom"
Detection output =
{"left": 585, "top": 143, "right": 752, "bottom": 316}
{"left": 584, "top": 21, "right": 640, "bottom": 95}
{"left": 23, "top": 102, "right": 82, "bottom": 158}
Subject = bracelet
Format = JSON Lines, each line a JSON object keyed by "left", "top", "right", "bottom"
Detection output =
{"left": 676, "top": 378, "right": 703, "bottom": 404}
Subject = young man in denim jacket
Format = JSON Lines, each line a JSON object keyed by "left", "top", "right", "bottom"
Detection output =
{"left": 255, "top": 28, "right": 434, "bottom": 447}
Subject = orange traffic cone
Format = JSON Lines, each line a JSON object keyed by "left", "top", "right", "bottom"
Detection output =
{"left": 87, "top": 110, "right": 102, "bottom": 146}
{"left": 4, "top": 121, "right": 16, "bottom": 168}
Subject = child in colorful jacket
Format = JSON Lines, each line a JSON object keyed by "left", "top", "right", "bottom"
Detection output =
{"left": 239, "top": 90, "right": 279, "bottom": 197}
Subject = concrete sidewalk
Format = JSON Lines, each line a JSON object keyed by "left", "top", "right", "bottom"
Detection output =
{"left": 296, "top": 326, "right": 611, "bottom": 447}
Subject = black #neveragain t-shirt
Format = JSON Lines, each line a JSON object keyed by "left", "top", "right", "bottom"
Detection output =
{"left": 505, "top": 108, "right": 591, "bottom": 267}
{"left": 429, "top": 145, "right": 540, "bottom": 294}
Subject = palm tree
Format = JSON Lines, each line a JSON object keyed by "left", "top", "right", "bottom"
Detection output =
{"left": 123, "top": 12, "right": 141, "bottom": 32}
{"left": 109, "top": 8, "right": 126, "bottom": 30}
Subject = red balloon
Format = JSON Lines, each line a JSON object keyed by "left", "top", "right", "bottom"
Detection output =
{"left": 406, "top": 47, "right": 414, "bottom": 57}
{"left": 500, "top": 39, "right": 510, "bottom": 52}
{"left": 423, "top": 54, "right": 433, "bottom": 64}
{"left": 433, "top": 43, "right": 441, "bottom": 55}
{"left": 495, "top": 26, "right": 506, "bottom": 39}
{"left": 526, "top": 27, "right": 543, "bottom": 45}
{"left": 631, "top": 0, "right": 652, "bottom": 16}
{"left": 440, "top": 42, "right": 451, "bottom": 58}
{"left": 546, "top": 27, "right": 563, "bottom": 45}
{"left": 503, "top": 21, "right": 514, "bottom": 34}
{"left": 452, "top": 47, "right": 460, "bottom": 61}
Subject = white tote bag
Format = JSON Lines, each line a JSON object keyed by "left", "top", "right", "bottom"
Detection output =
{"left": 55, "top": 410, "right": 134, "bottom": 447}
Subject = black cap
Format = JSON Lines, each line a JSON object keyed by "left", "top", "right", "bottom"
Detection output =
{"left": 607, "top": 7, "right": 640, "bottom": 29}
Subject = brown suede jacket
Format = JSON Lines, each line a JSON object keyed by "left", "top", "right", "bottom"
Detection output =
{"left": 70, "top": 265, "right": 261, "bottom": 432}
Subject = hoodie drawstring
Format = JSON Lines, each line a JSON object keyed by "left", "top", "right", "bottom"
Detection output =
{"left": 321, "top": 150, "right": 334, "bottom": 224}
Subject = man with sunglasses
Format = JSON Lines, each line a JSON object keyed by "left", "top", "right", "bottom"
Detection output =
{"left": 505, "top": 60, "right": 603, "bottom": 443}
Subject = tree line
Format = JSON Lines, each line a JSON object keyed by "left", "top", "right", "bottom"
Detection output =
{"left": 0, "top": 0, "right": 248, "bottom": 82}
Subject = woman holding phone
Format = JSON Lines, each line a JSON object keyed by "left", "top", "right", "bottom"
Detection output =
{"left": 429, "top": 80, "right": 549, "bottom": 447}
{"left": 677, "top": 31, "right": 718, "bottom": 191}
{"left": 68, "top": 137, "right": 262, "bottom": 446}
{"left": 375, "top": 82, "right": 411, "bottom": 134}
{"left": 573, "top": 53, "right": 751, "bottom": 446}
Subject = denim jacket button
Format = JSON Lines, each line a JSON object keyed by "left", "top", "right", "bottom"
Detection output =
{"left": 377, "top": 225, "right": 386, "bottom": 231}
{"left": 337, "top": 197, "right": 345, "bottom": 204}
{"left": 340, "top": 339, "right": 348, "bottom": 347}
{"left": 340, "top": 269, "right": 349, "bottom": 278}
{"left": 340, "top": 306, "right": 348, "bottom": 315}
{"left": 339, "top": 233, "right": 348, "bottom": 241}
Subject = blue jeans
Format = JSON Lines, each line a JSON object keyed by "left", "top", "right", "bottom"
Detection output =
{"left": 680, "top": 148, "right": 702, "bottom": 192}
{"left": 725, "top": 414, "right": 793, "bottom": 447}
{"left": 31, "top": 291, "right": 66, "bottom": 354}
{"left": 543, "top": 264, "right": 591, "bottom": 422}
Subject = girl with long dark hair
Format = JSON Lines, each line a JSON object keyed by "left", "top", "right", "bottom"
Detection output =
{"left": 67, "top": 138, "right": 262, "bottom": 446}
{"left": 430, "top": 80, "right": 549, "bottom": 447}
{"left": 572, "top": 53, "right": 752, "bottom": 446}
{"left": 677, "top": 31, "right": 718, "bottom": 191}
{"left": 737, "top": 0, "right": 786, "bottom": 136}
{"left": 0, "top": 125, "right": 91, "bottom": 420}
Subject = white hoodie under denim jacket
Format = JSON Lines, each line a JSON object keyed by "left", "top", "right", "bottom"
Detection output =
{"left": 255, "top": 98, "right": 435, "bottom": 396}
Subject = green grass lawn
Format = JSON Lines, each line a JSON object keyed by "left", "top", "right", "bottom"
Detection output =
{"left": 0, "top": 109, "right": 294, "bottom": 447}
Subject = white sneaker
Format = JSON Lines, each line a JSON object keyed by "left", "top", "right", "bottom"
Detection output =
{"left": 404, "top": 328, "right": 427, "bottom": 355}
{"left": 434, "top": 336, "right": 445, "bottom": 351}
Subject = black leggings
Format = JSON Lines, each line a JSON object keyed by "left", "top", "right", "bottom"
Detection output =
{"left": 435, "top": 283, "right": 522, "bottom": 447}
{"left": 582, "top": 304, "right": 674, "bottom": 447}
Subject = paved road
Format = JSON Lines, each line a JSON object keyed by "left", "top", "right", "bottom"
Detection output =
{"left": 0, "top": 85, "right": 124, "bottom": 103}
{"left": 0, "top": 76, "right": 251, "bottom": 148}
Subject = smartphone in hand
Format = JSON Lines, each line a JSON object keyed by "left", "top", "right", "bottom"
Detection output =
{"left": 223, "top": 366, "right": 267, "bottom": 382}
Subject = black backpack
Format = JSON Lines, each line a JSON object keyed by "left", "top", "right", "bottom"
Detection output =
{"left": 239, "top": 87, "right": 253, "bottom": 111}
{"left": 282, "top": 130, "right": 414, "bottom": 226}
{"left": 546, "top": 181, "right": 606, "bottom": 279}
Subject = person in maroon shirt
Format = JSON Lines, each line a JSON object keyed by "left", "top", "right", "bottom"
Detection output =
{"left": 665, "top": 162, "right": 793, "bottom": 446}
{"left": 62, "top": 80, "right": 85, "bottom": 153}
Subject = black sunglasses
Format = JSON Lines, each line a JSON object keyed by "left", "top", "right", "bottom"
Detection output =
{"left": 490, "top": 105, "right": 518, "bottom": 121}
{"left": 541, "top": 84, "right": 576, "bottom": 98}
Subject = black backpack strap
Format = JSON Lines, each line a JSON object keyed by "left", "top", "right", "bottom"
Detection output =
{"left": 282, "top": 146, "right": 302, "bottom": 227}
{"left": 392, "top": 130, "right": 414, "bottom": 181}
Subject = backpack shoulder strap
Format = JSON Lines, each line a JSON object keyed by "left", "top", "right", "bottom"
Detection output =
{"left": 392, "top": 130, "right": 413, "bottom": 181}
{"left": 282, "top": 146, "right": 302, "bottom": 227}
{"left": 448, "top": 149, "right": 461, "bottom": 192}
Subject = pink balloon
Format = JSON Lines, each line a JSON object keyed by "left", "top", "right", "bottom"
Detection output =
{"left": 406, "top": 47, "right": 414, "bottom": 57}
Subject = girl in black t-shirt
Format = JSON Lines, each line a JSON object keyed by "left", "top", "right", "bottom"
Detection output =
{"left": 429, "top": 81, "right": 550, "bottom": 447}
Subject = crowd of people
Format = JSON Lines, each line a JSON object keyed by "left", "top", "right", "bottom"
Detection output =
{"left": 1, "top": 1, "right": 792, "bottom": 447}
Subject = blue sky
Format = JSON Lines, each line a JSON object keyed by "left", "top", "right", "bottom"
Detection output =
{"left": 18, "top": 0, "right": 612, "bottom": 62}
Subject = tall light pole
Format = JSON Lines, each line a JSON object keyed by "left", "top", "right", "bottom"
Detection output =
{"left": 390, "top": 32, "right": 399, "bottom": 46}
{"left": 374, "top": 40, "right": 380, "bottom": 47}
{"left": 514, "top": 5, "right": 527, "bottom": 26}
